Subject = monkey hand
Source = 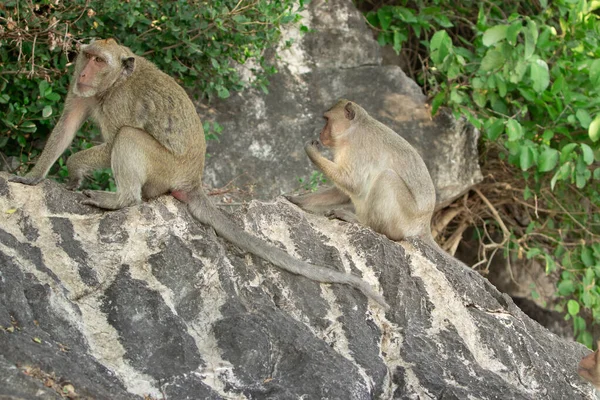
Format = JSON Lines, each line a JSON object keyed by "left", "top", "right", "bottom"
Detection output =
{"left": 304, "top": 139, "right": 322, "bottom": 155}
{"left": 64, "top": 176, "right": 83, "bottom": 191}
{"left": 9, "top": 174, "right": 44, "bottom": 186}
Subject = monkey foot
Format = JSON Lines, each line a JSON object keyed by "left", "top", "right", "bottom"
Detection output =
{"left": 81, "top": 190, "right": 132, "bottom": 210}
{"left": 325, "top": 209, "right": 359, "bottom": 224}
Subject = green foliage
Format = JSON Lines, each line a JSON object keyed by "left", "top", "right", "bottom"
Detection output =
{"left": 298, "top": 171, "right": 327, "bottom": 192}
{"left": 0, "top": 0, "right": 305, "bottom": 188}
{"left": 363, "top": 0, "right": 600, "bottom": 347}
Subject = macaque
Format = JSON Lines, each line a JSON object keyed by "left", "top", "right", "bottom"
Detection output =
{"left": 10, "top": 40, "right": 387, "bottom": 309}
{"left": 579, "top": 341, "right": 600, "bottom": 388}
{"left": 288, "top": 99, "right": 437, "bottom": 246}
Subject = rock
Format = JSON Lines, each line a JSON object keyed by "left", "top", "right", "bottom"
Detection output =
{"left": 0, "top": 173, "right": 594, "bottom": 399}
{"left": 201, "top": 0, "right": 482, "bottom": 205}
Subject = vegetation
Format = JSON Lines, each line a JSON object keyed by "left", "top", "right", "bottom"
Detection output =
{"left": 360, "top": 0, "right": 600, "bottom": 346}
{"left": 0, "top": 0, "right": 305, "bottom": 188}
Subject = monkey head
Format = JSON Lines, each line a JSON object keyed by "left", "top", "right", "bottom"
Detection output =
{"left": 319, "top": 99, "right": 360, "bottom": 146}
{"left": 72, "top": 38, "right": 136, "bottom": 97}
{"left": 578, "top": 342, "right": 600, "bottom": 388}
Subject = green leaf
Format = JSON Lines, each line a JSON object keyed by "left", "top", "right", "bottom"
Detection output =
{"left": 430, "top": 92, "right": 445, "bottom": 116}
{"left": 538, "top": 147, "right": 558, "bottom": 172}
{"left": 581, "top": 143, "right": 595, "bottom": 165}
{"left": 530, "top": 59, "right": 549, "bottom": 93}
{"left": 590, "top": 59, "right": 600, "bottom": 86}
{"left": 520, "top": 145, "right": 534, "bottom": 170}
{"left": 560, "top": 143, "right": 578, "bottom": 163}
{"left": 216, "top": 86, "right": 230, "bottom": 99}
{"left": 576, "top": 109, "right": 592, "bottom": 129}
{"left": 551, "top": 162, "right": 571, "bottom": 190}
{"left": 482, "top": 25, "right": 508, "bottom": 47}
{"left": 524, "top": 19, "right": 538, "bottom": 59}
{"left": 377, "top": 8, "right": 392, "bottom": 30}
{"left": 393, "top": 30, "right": 407, "bottom": 53}
{"left": 430, "top": 30, "right": 452, "bottom": 65}
{"left": 594, "top": 168, "right": 600, "bottom": 180}
{"left": 480, "top": 50, "right": 504, "bottom": 71}
{"left": 557, "top": 279, "right": 575, "bottom": 296}
{"left": 19, "top": 121, "right": 37, "bottom": 133}
{"left": 551, "top": 75, "right": 565, "bottom": 95}
{"left": 589, "top": 115, "right": 600, "bottom": 142}
{"left": 544, "top": 255, "right": 556, "bottom": 273}
{"left": 496, "top": 76, "right": 507, "bottom": 97}
{"left": 46, "top": 92, "right": 61, "bottom": 102}
{"left": 507, "top": 21, "right": 522, "bottom": 45}
{"left": 38, "top": 80, "right": 49, "bottom": 96}
{"left": 581, "top": 247, "right": 595, "bottom": 267}
{"left": 485, "top": 118, "right": 504, "bottom": 141}
{"left": 506, "top": 119, "right": 523, "bottom": 141}
{"left": 567, "top": 299, "right": 580, "bottom": 316}
{"left": 0, "top": 94, "right": 9, "bottom": 104}
{"left": 42, "top": 105, "right": 52, "bottom": 118}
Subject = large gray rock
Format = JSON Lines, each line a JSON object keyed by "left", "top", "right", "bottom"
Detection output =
{"left": 0, "top": 173, "right": 594, "bottom": 399}
{"left": 202, "top": 0, "right": 482, "bottom": 206}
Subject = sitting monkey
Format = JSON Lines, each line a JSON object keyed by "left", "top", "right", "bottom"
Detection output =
{"left": 288, "top": 99, "right": 438, "bottom": 246}
{"left": 10, "top": 41, "right": 388, "bottom": 309}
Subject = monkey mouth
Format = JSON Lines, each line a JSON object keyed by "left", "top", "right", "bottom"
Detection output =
{"left": 77, "top": 83, "right": 94, "bottom": 90}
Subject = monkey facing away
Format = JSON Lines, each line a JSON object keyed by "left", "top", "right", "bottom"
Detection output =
{"left": 288, "top": 99, "right": 438, "bottom": 247}
{"left": 579, "top": 341, "right": 600, "bottom": 389}
{"left": 10, "top": 40, "right": 388, "bottom": 309}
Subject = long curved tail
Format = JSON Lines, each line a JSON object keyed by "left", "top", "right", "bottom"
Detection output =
{"left": 186, "top": 189, "right": 389, "bottom": 309}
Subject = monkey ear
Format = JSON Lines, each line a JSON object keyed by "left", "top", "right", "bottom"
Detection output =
{"left": 344, "top": 102, "right": 355, "bottom": 120}
{"left": 122, "top": 57, "right": 135, "bottom": 77}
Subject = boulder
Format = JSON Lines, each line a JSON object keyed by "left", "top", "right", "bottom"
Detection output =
{"left": 0, "top": 174, "right": 594, "bottom": 399}
{"left": 201, "top": 0, "right": 482, "bottom": 205}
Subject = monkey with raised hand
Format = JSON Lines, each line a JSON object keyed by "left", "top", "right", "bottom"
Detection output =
{"left": 10, "top": 40, "right": 388, "bottom": 309}
{"left": 288, "top": 99, "right": 439, "bottom": 247}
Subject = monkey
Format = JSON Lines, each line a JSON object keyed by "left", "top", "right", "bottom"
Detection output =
{"left": 287, "top": 99, "right": 440, "bottom": 249}
{"left": 9, "top": 40, "right": 388, "bottom": 309}
{"left": 579, "top": 341, "right": 600, "bottom": 389}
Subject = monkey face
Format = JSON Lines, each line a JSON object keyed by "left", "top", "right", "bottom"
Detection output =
{"left": 72, "top": 39, "right": 135, "bottom": 97}
{"left": 320, "top": 100, "right": 356, "bottom": 146}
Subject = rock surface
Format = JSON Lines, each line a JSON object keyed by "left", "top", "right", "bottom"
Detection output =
{"left": 0, "top": 173, "right": 594, "bottom": 399}
{"left": 201, "top": 0, "right": 482, "bottom": 205}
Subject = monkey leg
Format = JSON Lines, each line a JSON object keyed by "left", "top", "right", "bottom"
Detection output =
{"left": 65, "top": 144, "right": 111, "bottom": 190}
{"left": 287, "top": 186, "right": 351, "bottom": 213}
{"left": 82, "top": 127, "right": 181, "bottom": 210}
{"left": 362, "top": 169, "right": 428, "bottom": 241}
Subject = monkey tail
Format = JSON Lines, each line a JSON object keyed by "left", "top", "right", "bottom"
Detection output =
{"left": 185, "top": 189, "right": 389, "bottom": 309}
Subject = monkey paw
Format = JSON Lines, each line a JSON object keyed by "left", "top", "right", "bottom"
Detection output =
{"left": 8, "top": 175, "right": 44, "bottom": 186}
{"left": 64, "top": 177, "right": 83, "bottom": 191}
{"left": 304, "top": 139, "right": 322, "bottom": 155}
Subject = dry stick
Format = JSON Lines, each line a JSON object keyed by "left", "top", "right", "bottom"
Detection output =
{"left": 29, "top": 35, "right": 37, "bottom": 78}
{"left": 445, "top": 221, "right": 469, "bottom": 256}
{"left": 474, "top": 187, "right": 510, "bottom": 241}
{"left": 432, "top": 206, "right": 464, "bottom": 239}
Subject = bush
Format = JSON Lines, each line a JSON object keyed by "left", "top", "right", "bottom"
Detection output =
{"left": 0, "top": 0, "right": 305, "bottom": 188}
{"left": 362, "top": 0, "right": 600, "bottom": 347}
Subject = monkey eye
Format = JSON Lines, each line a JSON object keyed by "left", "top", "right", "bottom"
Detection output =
{"left": 94, "top": 57, "right": 106, "bottom": 64}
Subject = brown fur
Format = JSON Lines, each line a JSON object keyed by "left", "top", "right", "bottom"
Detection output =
{"left": 579, "top": 342, "right": 600, "bottom": 388}
{"left": 289, "top": 99, "right": 436, "bottom": 243}
{"left": 10, "top": 41, "right": 388, "bottom": 309}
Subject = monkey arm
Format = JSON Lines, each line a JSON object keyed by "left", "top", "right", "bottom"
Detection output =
{"left": 10, "top": 96, "right": 93, "bottom": 185}
{"left": 305, "top": 142, "right": 358, "bottom": 195}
